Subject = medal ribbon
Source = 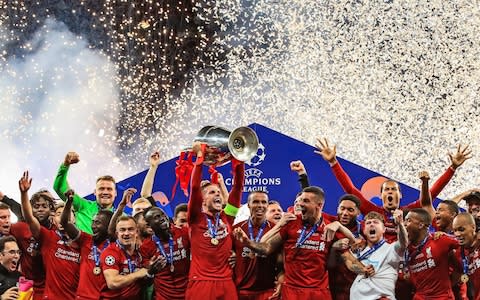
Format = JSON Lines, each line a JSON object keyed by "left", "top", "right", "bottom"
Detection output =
{"left": 206, "top": 213, "right": 221, "bottom": 240}
{"left": 152, "top": 234, "right": 174, "bottom": 268}
{"left": 248, "top": 219, "right": 267, "bottom": 242}
{"left": 116, "top": 240, "right": 136, "bottom": 273}
{"left": 354, "top": 219, "right": 361, "bottom": 238}
{"left": 357, "top": 239, "right": 386, "bottom": 261}
{"left": 403, "top": 234, "right": 430, "bottom": 274}
{"left": 93, "top": 240, "right": 110, "bottom": 267}
{"left": 461, "top": 246, "right": 470, "bottom": 276}
{"left": 295, "top": 218, "right": 323, "bottom": 248}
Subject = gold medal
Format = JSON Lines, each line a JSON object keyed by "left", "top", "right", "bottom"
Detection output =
{"left": 170, "top": 265, "right": 175, "bottom": 273}
{"left": 248, "top": 251, "right": 256, "bottom": 259}
{"left": 211, "top": 238, "right": 219, "bottom": 245}
{"left": 461, "top": 274, "right": 469, "bottom": 283}
{"left": 403, "top": 272, "right": 410, "bottom": 280}
{"left": 93, "top": 266, "right": 101, "bottom": 275}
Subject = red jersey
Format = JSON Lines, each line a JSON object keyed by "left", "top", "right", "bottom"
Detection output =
{"left": 10, "top": 222, "right": 45, "bottom": 299}
{"left": 140, "top": 225, "right": 190, "bottom": 300}
{"left": 187, "top": 162, "right": 244, "bottom": 281}
{"left": 100, "top": 242, "right": 145, "bottom": 300}
{"left": 407, "top": 234, "right": 459, "bottom": 299}
{"left": 233, "top": 219, "right": 277, "bottom": 292}
{"left": 76, "top": 235, "right": 110, "bottom": 300}
{"left": 454, "top": 243, "right": 480, "bottom": 300}
{"left": 331, "top": 162, "right": 455, "bottom": 242}
{"left": 39, "top": 227, "right": 86, "bottom": 300}
{"left": 328, "top": 218, "right": 362, "bottom": 300}
{"left": 279, "top": 215, "right": 335, "bottom": 289}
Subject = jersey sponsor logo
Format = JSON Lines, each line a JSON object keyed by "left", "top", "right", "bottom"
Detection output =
{"left": 468, "top": 250, "right": 480, "bottom": 275}
{"left": 54, "top": 247, "right": 80, "bottom": 263}
{"left": 105, "top": 255, "right": 115, "bottom": 266}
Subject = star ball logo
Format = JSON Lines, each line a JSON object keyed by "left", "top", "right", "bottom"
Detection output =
{"left": 225, "top": 142, "right": 281, "bottom": 192}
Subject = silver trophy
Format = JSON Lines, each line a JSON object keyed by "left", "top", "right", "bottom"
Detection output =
{"left": 192, "top": 126, "right": 259, "bottom": 166}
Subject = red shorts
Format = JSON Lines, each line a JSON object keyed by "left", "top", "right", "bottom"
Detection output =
{"left": 186, "top": 280, "right": 238, "bottom": 300}
{"left": 238, "top": 289, "right": 277, "bottom": 300}
{"left": 282, "top": 285, "right": 332, "bottom": 300}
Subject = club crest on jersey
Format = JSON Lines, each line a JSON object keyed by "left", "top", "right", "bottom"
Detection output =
{"left": 105, "top": 255, "right": 115, "bottom": 266}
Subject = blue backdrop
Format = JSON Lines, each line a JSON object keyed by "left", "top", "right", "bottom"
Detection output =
{"left": 86, "top": 123, "right": 442, "bottom": 217}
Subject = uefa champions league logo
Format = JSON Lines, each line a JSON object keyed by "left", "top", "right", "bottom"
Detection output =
{"left": 246, "top": 143, "right": 266, "bottom": 167}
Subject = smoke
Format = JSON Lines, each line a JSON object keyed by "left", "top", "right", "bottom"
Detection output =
{"left": 0, "top": 19, "right": 130, "bottom": 199}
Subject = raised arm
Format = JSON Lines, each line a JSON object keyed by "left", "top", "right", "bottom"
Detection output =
{"left": 53, "top": 152, "right": 89, "bottom": 213}
{"left": 224, "top": 159, "right": 245, "bottom": 219}
{"left": 216, "top": 172, "right": 229, "bottom": 207}
{"left": 140, "top": 152, "right": 161, "bottom": 199}
{"left": 0, "top": 192, "right": 23, "bottom": 221}
{"left": 19, "top": 171, "right": 41, "bottom": 239}
{"left": 187, "top": 143, "right": 205, "bottom": 224}
{"left": 108, "top": 188, "right": 136, "bottom": 237}
{"left": 450, "top": 188, "right": 480, "bottom": 204}
{"left": 393, "top": 209, "right": 407, "bottom": 255}
{"left": 418, "top": 171, "right": 434, "bottom": 222}
{"left": 315, "top": 138, "right": 378, "bottom": 214}
{"left": 290, "top": 160, "right": 310, "bottom": 190}
{"left": 429, "top": 144, "right": 472, "bottom": 199}
{"left": 60, "top": 189, "right": 80, "bottom": 240}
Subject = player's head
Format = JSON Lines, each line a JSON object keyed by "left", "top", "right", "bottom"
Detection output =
{"left": 132, "top": 198, "right": 152, "bottom": 217}
{"left": 0, "top": 203, "right": 11, "bottom": 236}
{"left": 201, "top": 182, "right": 223, "bottom": 213}
{"left": 144, "top": 207, "right": 170, "bottom": 236}
{"left": 405, "top": 208, "right": 431, "bottom": 242}
{"left": 247, "top": 191, "right": 269, "bottom": 221}
{"left": 435, "top": 200, "right": 459, "bottom": 232}
{"left": 91, "top": 210, "right": 113, "bottom": 243}
{"left": 94, "top": 175, "right": 117, "bottom": 209}
{"left": 174, "top": 203, "right": 188, "bottom": 228}
{"left": 298, "top": 186, "right": 325, "bottom": 223}
{"left": 453, "top": 212, "right": 477, "bottom": 247}
{"left": 363, "top": 211, "right": 385, "bottom": 244}
{"left": 337, "top": 194, "right": 361, "bottom": 226}
{"left": 266, "top": 200, "right": 283, "bottom": 224}
{"left": 380, "top": 180, "right": 402, "bottom": 211}
{"left": 115, "top": 216, "right": 137, "bottom": 249}
{"left": 30, "top": 190, "right": 55, "bottom": 224}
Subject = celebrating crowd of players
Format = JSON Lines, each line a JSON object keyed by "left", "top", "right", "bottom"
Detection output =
{"left": 0, "top": 139, "right": 479, "bottom": 300}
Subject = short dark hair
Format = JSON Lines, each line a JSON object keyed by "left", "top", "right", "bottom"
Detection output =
{"left": 174, "top": 203, "right": 188, "bottom": 219}
{"left": 0, "top": 203, "right": 10, "bottom": 211}
{"left": 409, "top": 208, "right": 432, "bottom": 225}
{"left": 438, "top": 200, "right": 459, "bottom": 215}
{"left": 95, "top": 210, "right": 114, "bottom": 223}
{"left": 302, "top": 186, "right": 325, "bottom": 202}
{"left": 0, "top": 236, "right": 17, "bottom": 252}
{"left": 338, "top": 194, "right": 361, "bottom": 208}
{"left": 268, "top": 200, "right": 281, "bottom": 206}
{"left": 247, "top": 191, "right": 269, "bottom": 203}
{"left": 364, "top": 211, "right": 385, "bottom": 223}
{"left": 30, "top": 191, "right": 55, "bottom": 212}
{"left": 380, "top": 180, "right": 402, "bottom": 193}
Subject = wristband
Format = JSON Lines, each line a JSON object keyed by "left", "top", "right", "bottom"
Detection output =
{"left": 145, "top": 271, "right": 155, "bottom": 278}
{"left": 224, "top": 203, "right": 239, "bottom": 217}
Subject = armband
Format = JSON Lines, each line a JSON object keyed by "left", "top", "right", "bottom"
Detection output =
{"left": 224, "top": 203, "right": 239, "bottom": 217}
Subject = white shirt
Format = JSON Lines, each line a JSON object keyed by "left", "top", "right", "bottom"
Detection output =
{"left": 350, "top": 241, "right": 402, "bottom": 300}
